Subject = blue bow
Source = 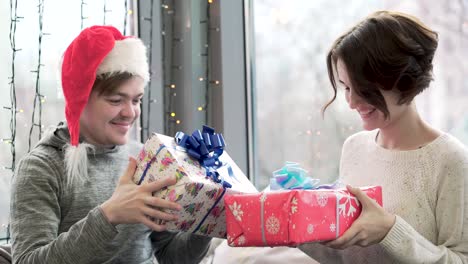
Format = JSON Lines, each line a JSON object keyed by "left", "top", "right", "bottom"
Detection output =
{"left": 175, "top": 125, "right": 232, "bottom": 189}
{"left": 270, "top": 162, "right": 341, "bottom": 190}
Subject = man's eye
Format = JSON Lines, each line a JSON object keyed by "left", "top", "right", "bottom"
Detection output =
{"left": 108, "top": 99, "right": 121, "bottom": 104}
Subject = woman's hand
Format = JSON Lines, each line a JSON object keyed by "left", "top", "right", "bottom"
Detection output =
{"left": 101, "top": 157, "right": 182, "bottom": 231}
{"left": 323, "top": 185, "right": 395, "bottom": 249}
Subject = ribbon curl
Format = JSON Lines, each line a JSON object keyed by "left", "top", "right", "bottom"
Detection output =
{"left": 270, "top": 162, "right": 342, "bottom": 190}
{"left": 175, "top": 125, "right": 232, "bottom": 189}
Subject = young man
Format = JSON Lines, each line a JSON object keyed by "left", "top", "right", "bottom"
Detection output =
{"left": 10, "top": 25, "right": 211, "bottom": 264}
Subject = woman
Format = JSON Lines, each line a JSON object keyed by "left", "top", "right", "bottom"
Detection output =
{"left": 300, "top": 11, "right": 468, "bottom": 263}
{"left": 10, "top": 26, "right": 211, "bottom": 264}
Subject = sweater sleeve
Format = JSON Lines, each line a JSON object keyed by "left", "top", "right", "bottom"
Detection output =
{"left": 151, "top": 231, "right": 212, "bottom": 264}
{"left": 379, "top": 154, "right": 468, "bottom": 263}
{"left": 10, "top": 152, "right": 119, "bottom": 264}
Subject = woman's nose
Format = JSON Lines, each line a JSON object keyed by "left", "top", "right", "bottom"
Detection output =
{"left": 346, "top": 89, "right": 363, "bottom": 109}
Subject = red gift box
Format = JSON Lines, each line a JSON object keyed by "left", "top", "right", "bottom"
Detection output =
{"left": 224, "top": 186, "right": 382, "bottom": 247}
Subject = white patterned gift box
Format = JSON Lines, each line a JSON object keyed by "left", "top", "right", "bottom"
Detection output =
{"left": 133, "top": 128, "right": 257, "bottom": 238}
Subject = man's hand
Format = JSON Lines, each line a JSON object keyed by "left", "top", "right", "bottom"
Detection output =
{"left": 101, "top": 157, "right": 181, "bottom": 231}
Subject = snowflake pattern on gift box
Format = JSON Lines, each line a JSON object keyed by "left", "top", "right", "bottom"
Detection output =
{"left": 330, "top": 223, "right": 336, "bottom": 233}
{"left": 317, "top": 193, "right": 328, "bottom": 207}
{"left": 291, "top": 197, "right": 298, "bottom": 214}
{"left": 307, "top": 224, "right": 314, "bottom": 234}
{"left": 238, "top": 235, "right": 246, "bottom": 246}
{"left": 228, "top": 235, "right": 235, "bottom": 246}
{"left": 229, "top": 201, "right": 244, "bottom": 221}
{"left": 266, "top": 216, "right": 280, "bottom": 234}
{"left": 337, "top": 192, "right": 360, "bottom": 217}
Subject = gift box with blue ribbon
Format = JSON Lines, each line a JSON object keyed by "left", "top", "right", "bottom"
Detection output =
{"left": 224, "top": 162, "right": 382, "bottom": 246}
{"left": 133, "top": 126, "right": 257, "bottom": 238}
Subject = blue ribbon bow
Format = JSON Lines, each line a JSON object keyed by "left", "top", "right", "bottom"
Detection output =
{"left": 270, "top": 162, "right": 341, "bottom": 190}
{"left": 175, "top": 125, "right": 232, "bottom": 189}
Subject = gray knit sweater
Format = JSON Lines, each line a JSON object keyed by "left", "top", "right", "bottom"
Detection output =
{"left": 10, "top": 123, "right": 211, "bottom": 264}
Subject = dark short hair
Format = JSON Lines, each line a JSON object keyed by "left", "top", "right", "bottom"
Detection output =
{"left": 324, "top": 11, "right": 438, "bottom": 118}
{"left": 92, "top": 72, "right": 136, "bottom": 96}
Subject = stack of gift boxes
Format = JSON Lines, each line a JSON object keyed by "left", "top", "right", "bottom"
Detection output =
{"left": 133, "top": 126, "right": 382, "bottom": 246}
{"left": 133, "top": 126, "right": 257, "bottom": 238}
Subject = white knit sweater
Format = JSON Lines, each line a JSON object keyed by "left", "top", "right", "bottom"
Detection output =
{"left": 300, "top": 130, "right": 468, "bottom": 263}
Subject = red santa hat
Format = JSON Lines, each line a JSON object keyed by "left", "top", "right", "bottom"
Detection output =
{"left": 61, "top": 25, "right": 149, "bottom": 185}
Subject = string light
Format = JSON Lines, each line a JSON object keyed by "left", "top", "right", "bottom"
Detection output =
{"left": 80, "top": 0, "right": 87, "bottom": 29}
{"left": 199, "top": 77, "right": 204, "bottom": 81}
{"left": 4, "top": 0, "right": 21, "bottom": 244}
{"left": 103, "top": 0, "right": 112, "bottom": 25}
{"left": 1, "top": 139, "right": 13, "bottom": 144}
{"left": 208, "top": 0, "right": 213, "bottom": 3}
{"left": 28, "top": 0, "right": 47, "bottom": 152}
{"left": 3, "top": 107, "right": 23, "bottom": 113}
{"left": 141, "top": 0, "right": 156, "bottom": 141}
{"left": 316, "top": 131, "right": 321, "bottom": 136}
{"left": 200, "top": 0, "right": 213, "bottom": 126}
{"left": 6, "top": 0, "right": 22, "bottom": 173}
{"left": 123, "top": 0, "right": 129, "bottom": 35}
{"left": 161, "top": 0, "right": 179, "bottom": 136}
